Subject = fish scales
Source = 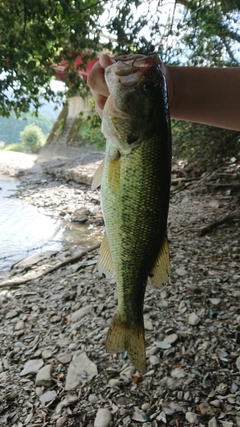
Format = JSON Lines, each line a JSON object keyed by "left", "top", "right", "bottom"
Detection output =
{"left": 93, "top": 55, "right": 172, "bottom": 373}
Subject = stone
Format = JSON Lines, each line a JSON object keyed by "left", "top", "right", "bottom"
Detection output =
{"left": 35, "top": 364, "right": 53, "bottom": 387}
{"left": 185, "top": 411, "right": 197, "bottom": 424}
{"left": 171, "top": 368, "right": 186, "bottom": 379}
{"left": 42, "top": 349, "right": 53, "bottom": 359}
{"left": 39, "top": 390, "right": 57, "bottom": 404}
{"left": 94, "top": 408, "right": 112, "bottom": 427}
{"left": 65, "top": 351, "right": 98, "bottom": 390}
{"left": 20, "top": 359, "right": 44, "bottom": 376}
{"left": 57, "top": 353, "right": 72, "bottom": 364}
{"left": 15, "top": 320, "right": 25, "bottom": 330}
{"left": 164, "top": 333, "right": 178, "bottom": 344}
{"left": 188, "top": 312, "right": 200, "bottom": 325}
{"left": 208, "top": 417, "right": 217, "bottom": 427}
{"left": 149, "top": 355, "right": 159, "bottom": 366}
{"left": 176, "top": 267, "right": 187, "bottom": 276}
{"left": 236, "top": 356, "right": 240, "bottom": 371}
{"left": 69, "top": 305, "right": 93, "bottom": 322}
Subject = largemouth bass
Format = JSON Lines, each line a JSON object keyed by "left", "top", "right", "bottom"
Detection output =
{"left": 92, "top": 55, "right": 172, "bottom": 373}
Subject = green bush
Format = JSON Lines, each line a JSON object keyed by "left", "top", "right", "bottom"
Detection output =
{"left": 4, "top": 143, "right": 25, "bottom": 152}
{"left": 79, "top": 112, "right": 106, "bottom": 150}
{"left": 172, "top": 120, "right": 240, "bottom": 169}
{"left": 0, "top": 141, "right": 5, "bottom": 150}
{"left": 20, "top": 124, "right": 46, "bottom": 153}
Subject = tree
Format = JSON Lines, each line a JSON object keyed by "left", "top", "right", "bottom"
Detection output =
{"left": 0, "top": 0, "right": 104, "bottom": 117}
{"left": 0, "top": 0, "right": 239, "bottom": 118}
{"left": 20, "top": 124, "right": 46, "bottom": 153}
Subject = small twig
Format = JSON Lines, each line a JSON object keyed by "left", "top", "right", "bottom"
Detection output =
{"left": 196, "top": 214, "right": 239, "bottom": 237}
{"left": 0, "top": 243, "right": 100, "bottom": 288}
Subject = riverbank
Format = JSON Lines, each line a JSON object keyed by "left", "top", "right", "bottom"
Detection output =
{"left": 0, "top": 151, "right": 240, "bottom": 427}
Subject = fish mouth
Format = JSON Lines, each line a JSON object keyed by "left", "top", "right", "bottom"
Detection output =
{"left": 105, "top": 56, "right": 161, "bottom": 90}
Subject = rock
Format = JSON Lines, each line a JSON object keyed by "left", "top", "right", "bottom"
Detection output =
{"left": 39, "top": 390, "right": 57, "bottom": 404}
{"left": 185, "top": 411, "right": 197, "bottom": 424}
{"left": 15, "top": 320, "right": 25, "bottom": 330}
{"left": 94, "top": 408, "right": 112, "bottom": 427}
{"left": 69, "top": 305, "right": 93, "bottom": 322}
{"left": 57, "top": 353, "right": 72, "bottom": 364}
{"left": 55, "top": 394, "right": 78, "bottom": 415}
{"left": 176, "top": 267, "right": 187, "bottom": 276}
{"left": 56, "top": 416, "right": 68, "bottom": 427}
{"left": 88, "top": 394, "right": 98, "bottom": 403}
{"left": 236, "top": 417, "right": 240, "bottom": 427}
{"left": 35, "top": 364, "right": 53, "bottom": 387}
{"left": 149, "top": 355, "right": 159, "bottom": 366}
{"left": 236, "top": 356, "right": 240, "bottom": 371}
{"left": 171, "top": 368, "right": 186, "bottom": 379}
{"left": 188, "top": 312, "right": 200, "bottom": 325}
{"left": 120, "top": 366, "right": 135, "bottom": 379}
{"left": 208, "top": 417, "right": 217, "bottom": 427}
{"left": 65, "top": 351, "right": 98, "bottom": 390}
{"left": 164, "top": 333, "right": 178, "bottom": 344}
{"left": 155, "top": 341, "right": 171, "bottom": 349}
{"left": 42, "top": 349, "right": 53, "bottom": 359}
{"left": 20, "top": 359, "right": 44, "bottom": 376}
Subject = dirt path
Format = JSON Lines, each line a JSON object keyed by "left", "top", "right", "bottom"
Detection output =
{"left": 0, "top": 152, "right": 239, "bottom": 427}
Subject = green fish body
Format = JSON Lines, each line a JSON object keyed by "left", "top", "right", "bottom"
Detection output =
{"left": 93, "top": 56, "right": 172, "bottom": 373}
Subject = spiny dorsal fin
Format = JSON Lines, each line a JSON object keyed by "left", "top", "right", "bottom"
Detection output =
{"left": 98, "top": 233, "right": 115, "bottom": 278}
{"left": 149, "top": 235, "right": 170, "bottom": 288}
{"left": 106, "top": 312, "right": 146, "bottom": 374}
{"left": 91, "top": 159, "right": 104, "bottom": 191}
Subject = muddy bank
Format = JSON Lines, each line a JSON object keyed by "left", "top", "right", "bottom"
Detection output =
{"left": 0, "top": 151, "right": 240, "bottom": 427}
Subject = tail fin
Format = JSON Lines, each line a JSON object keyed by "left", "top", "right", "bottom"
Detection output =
{"left": 106, "top": 312, "right": 146, "bottom": 374}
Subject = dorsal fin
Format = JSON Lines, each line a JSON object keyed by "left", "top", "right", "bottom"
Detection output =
{"left": 149, "top": 235, "right": 170, "bottom": 288}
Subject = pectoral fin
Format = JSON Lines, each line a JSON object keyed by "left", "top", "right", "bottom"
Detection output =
{"left": 91, "top": 159, "right": 104, "bottom": 190}
{"left": 97, "top": 233, "right": 115, "bottom": 278}
{"left": 149, "top": 235, "right": 170, "bottom": 288}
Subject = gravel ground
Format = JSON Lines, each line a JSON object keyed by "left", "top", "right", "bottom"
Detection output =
{"left": 0, "top": 152, "right": 239, "bottom": 427}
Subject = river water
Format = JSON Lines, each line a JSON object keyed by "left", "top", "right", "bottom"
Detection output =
{"left": 0, "top": 175, "right": 100, "bottom": 275}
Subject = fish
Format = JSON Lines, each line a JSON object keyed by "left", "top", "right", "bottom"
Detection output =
{"left": 92, "top": 55, "right": 172, "bottom": 373}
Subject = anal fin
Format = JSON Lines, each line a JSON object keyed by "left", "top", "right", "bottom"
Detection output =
{"left": 149, "top": 235, "right": 170, "bottom": 288}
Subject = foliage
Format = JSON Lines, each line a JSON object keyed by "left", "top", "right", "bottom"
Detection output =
{"left": 20, "top": 124, "right": 46, "bottom": 153}
{"left": 0, "top": 112, "right": 54, "bottom": 145}
{"left": 172, "top": 120, "right": 240, "bottom": 168}
{"left": 3, "top": 143, "right": 25, "bottom": 152}
{"left": 79, "top": 112, "right": 106, "bottom": 150}
{"left": 1, "top": 0, "right": 239, "bottom": 118}
{"left": 0, "top": 0, "right": 104, "bottom": 117}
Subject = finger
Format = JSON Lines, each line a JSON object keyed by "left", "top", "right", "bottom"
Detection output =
{"left": 90, "top": 90, "right": 107, "bottom": 118}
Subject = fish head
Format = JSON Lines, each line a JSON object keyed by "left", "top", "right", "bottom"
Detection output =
{"left": 102, "top": 55, "right": 169, "bottom": 153}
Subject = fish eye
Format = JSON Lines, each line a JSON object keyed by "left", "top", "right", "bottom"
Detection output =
{"left": 142, "top": 81, "right": 156, "bottom": 92}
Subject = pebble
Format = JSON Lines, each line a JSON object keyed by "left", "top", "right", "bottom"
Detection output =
{"left": 65, "top": 351, "right": 98, "bottom": 390}
{"left": 57, "top": 353, "right": 72, "bottom": 364}
{"left": 149, "top": 355, "right": 159, "bottom": 366}
{"left": 188, "top": 312, "right": 200, "bottom": 325}
{"left": 164, "top": 333, "right": 178, "bottom": 344}
{"left": 15, "top": 320, "right": 25, "bottom": 330}
{"left": 208, "top": 417, "right": 217, "bottom": 427}
{"left": 88, "top": 394, "right": 98, "bottom": 403}
{"left": 70, "top": 304, "right": 93, "bottom": 322}
{"left": 20, "top": 359, "right": 44, "bottom": 376}
{"left": 210, "top": 399, "right": 221, "bottom": 407}
{"left": 35, "top": 364, "right": 53, "bottom": 387}
{"left": 236, "top": 356, "right": 240, "bottom": 371}
{"left": 141, "top": 403, "right": 150, "bottom": 411}
{"left": 176, "top": 267, "right": 187, "bottom": 276}
{"left": 56, "top": 416, "right": 68, "bottom": 427}
{"left": 185, "top": 411, "right": 197, "bottom": 424}
{"left": 42, "top": 349, "right": 53, "bottom": 359}
{"left": 94, "top": 408, "right": 112, "bottom": 427}
{"left": 171, "top": 368, "right": 186, "bottom": 379}
{"left": 120, "top": 366, "right": 135, "bottom": 379}
{"left": 39, "top": 390, "right": 57, "bottom": 403}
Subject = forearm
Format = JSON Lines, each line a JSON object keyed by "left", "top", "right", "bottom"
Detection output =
{"left": 163, "top": 65, "right": 240, "bottom": 131}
